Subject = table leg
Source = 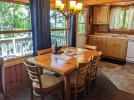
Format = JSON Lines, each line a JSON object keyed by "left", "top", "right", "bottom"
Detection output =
{"left": 64, "top": 74, "right": 70, "bottom": 100}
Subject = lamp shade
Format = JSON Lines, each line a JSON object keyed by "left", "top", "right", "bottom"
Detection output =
{"left": 56, "top": 1, "right": 62, "bottom": 9}
{"left": 70, "top": 1, "right": 76, "bottom": 10}
{"left": 76, "top": 3, "right": 83, "bottom": 11}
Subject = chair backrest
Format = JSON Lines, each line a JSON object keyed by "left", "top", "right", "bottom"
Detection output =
{"left": 23, "top": 60, "right": 42, "bottom": 89}
{"left": 84, "top": 44, "right": 97, "bottom": 50}
{"left": 92, "top": 52, "right": 102, "bottom": 68}
{"left": 37, "top": 48, "right": 52, "bottom": 55}
{"left": 75, "top": 58, "right": 91, "bottom": 87}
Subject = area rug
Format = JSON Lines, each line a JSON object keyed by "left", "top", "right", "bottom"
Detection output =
{"left": 99, "top": 61, "right": 134, "bottom": 94}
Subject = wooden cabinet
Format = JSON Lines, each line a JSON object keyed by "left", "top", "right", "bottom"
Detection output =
{"left": 93, "top": 6, "right": 110, "bottom": 24}
{"left": 88, "top": 36, "right": 98, "bottom": 46}
{"left": 97, "top": 37, "right": 107, "bottom": 55}
{"left": 4, "top": 63, "right": 30, "bottom": 94}
{"left": 106, "top": 38, "right": 128, "bottom": 59}
{"left": 88, "top": 36, "right": 128, "bottom": 59}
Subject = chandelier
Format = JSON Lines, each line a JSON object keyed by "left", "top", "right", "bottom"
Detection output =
{"left": 55, "top": 0, "right": 83, "bottom": 19}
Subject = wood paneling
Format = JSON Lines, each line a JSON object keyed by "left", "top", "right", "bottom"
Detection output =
{"left": 4, "top": 63, "right": 30, "bottom": 94}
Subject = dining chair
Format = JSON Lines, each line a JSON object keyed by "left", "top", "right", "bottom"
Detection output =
{"left": 90, "top": 52, "right": 102, "bottom": 82}
{"left": 23, "top": 60, "right": 63, "bottom": 100}
{"left": 84, "top": 44, "right": 97, "bottom": 50}
{"left": 0, "top": 58, "right": 4, "bottom": 100}
{"left": 69, "top": 58, "right": 91, "bottom": 100}
{"left": 37, "top": 48, "right": 55, "bottom": 75}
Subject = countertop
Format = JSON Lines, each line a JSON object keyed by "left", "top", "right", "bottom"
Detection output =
{"left": 88, "top": 33, "right": 134, "bottom": 41}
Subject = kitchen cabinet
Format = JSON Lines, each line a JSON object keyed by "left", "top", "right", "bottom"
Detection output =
{"left": 106, "top": 38, "right": 128, "bottom": 59}
{"left": 97, "top": 37, "right": 107, "bottom": 55}
{"left": 88, "top": 36, "right": 128, "bottom": 59}
{"left": 4, "top": 63, "right": 30, "bottom": 94}
{"left": 88, "top": 36, "right": 98, "bottom": 46}
{"left": 93, "top": 6, "right": 110, "bottom": 24}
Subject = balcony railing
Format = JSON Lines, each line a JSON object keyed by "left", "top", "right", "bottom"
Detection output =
{"left": 51, "top": 30, "right": 67, "bottom": 47}
{"left": 0, "top": 37, "right": 33, "bottom": 60}
{"left": 0, "top": 30, "right": 67, "bottom": 60}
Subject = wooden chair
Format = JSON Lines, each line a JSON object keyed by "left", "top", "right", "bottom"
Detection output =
{"left": 23, "top": 60, "right": 63, "bottom": 100}
{"left": 37, "top": 48, "right": 52, "bottom": 55}
{"left": 0, "top": 58, "right": 4, "bottom": 100}
{"left": 69, "top": 58, "right": 91, "bottom": 100}
{"left": 37, "top": 48, "right": 55, "bottom": 75}
{"left": 90, "top": 52, "right": 102, "bottom": 81}
{"left": 84, "top": 44, "right": 97, "bottom": 50}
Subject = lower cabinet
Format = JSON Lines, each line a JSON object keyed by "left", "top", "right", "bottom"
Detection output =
{"left": 106, "top": 38, "right": 128, "bottom": 59}
{"left": 88, "top": 36, "right": 128, "bottom": 59}
{"left": 4, "top": 63, "right": 30, "bottom": 94}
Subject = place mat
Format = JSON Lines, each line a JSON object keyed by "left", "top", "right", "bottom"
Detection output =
{"left": 54, "top": 54, "right": 72, "bottom": 60}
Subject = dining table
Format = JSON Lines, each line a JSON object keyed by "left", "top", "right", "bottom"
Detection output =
{"left": 27, "top": 47, "right": 101, "bottom": 100}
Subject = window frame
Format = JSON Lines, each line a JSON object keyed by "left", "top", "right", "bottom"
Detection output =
{"left": 50, "top": 9, "right": 69, "bottom": 47}
{"left": 0, "top": 1, "right": 32, "bottom": 60}
{"left": 77, "top": 11, "right": 87, "bottom": 35}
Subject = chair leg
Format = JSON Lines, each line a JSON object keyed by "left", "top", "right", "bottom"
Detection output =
{"left": 74, "top": 87, "right": 77, "bottom": 100}
{"left": 74, "top": 92, "right": 77, "bottom": 100}
{"left": 41, "top": 94, "right": 45, "bottom": 100}
{"left": 31, "top": 87, "right": 34, "bottom": 100}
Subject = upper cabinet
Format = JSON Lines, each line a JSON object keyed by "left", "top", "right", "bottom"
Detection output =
{"left": 93, "top": 6, "right": 110, "bottom": 24}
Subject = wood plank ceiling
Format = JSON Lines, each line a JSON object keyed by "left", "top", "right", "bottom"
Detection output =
{"left": 5, "top": 0, "right": 131, "bottom": 6}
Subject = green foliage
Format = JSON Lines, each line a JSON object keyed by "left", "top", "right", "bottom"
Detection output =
{"left": 0, "top": 2, "right": 31, "bottom": 31}
{"left": 50, "top": 10, "right": 67, "bottom": 29}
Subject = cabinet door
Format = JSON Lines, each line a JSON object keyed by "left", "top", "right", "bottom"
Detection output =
{"left": 99, "top": 6, "right": 110, "bottom": 24}
{"left": 106, "top": 38, "right": 128, "bottom": 59}
{"left": 97, "top": 37, "right": 107, "bottom": 55}
{"left": 93, "top": 6, "right": 109, "bottom": 24}
{"left": 88, "top": 36, "right": 97, "bottom": 46}
{"left": 93, "top": 6, "right": 100, "bottom": 24}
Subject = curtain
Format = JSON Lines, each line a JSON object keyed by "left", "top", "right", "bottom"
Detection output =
{"left": 127, "top": 6, "right": 134, "bottom": 29}
{"left": 29, "top": 0, "right": 51, "bottom": 55}
{"left": 109, "top": 7, "right": 122, "bottom": 29}
{"left": 69, "top": 15, "right": 76, "bottom": 47}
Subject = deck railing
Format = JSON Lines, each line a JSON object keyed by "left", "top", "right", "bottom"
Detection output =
{"left": 51, "top": 30, "right": 67, "bottom": 47}
{"left": 0, "top": 37, "right": 33, "bottom": 59}
{"left": 0, "top": 31, "right": 67, "bottom": 60}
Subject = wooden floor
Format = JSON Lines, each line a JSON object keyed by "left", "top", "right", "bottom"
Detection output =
{"left": 5, "top": 62, "right": 134, "bottom": 100}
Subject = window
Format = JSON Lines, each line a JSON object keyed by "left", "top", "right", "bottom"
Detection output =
{"left": 78, "top": 12, "right": 86, "bottom": 34}
{"left": 50, "top": 10, "right": 67, "bottom": 47}
{"left": 109, "top": 7, "right": 134, "bottom": 30}
{"left": 0, "top": 2, "right": 32, "bottom": 60}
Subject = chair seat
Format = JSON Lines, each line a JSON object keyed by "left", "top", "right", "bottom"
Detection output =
{"left": 70, "top": 71, "right": 85, "bottom": 88}
{"left": 33, "top": 73, "right": 62, "bottom": 92}
{"left": 43, "top": 69, "right": 55, "bottom": 74}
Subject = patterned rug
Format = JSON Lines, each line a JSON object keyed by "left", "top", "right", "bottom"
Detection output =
{"left": 99, "top": 61, "right": 134, "bottom": 94}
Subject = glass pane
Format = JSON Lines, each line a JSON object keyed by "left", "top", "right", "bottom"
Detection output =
{"left": 51, "top": 30, "right": 67, "bottom": 47}
{"left": 50, "top": 10, "right": 67, "bottom": 47}
{"left": 0, "top": 32, "right": 33, "bottom": 59}
{"left": 78, "top": 12, "right": 86, "bottom": 34}
{"left": 0, "top": 2, "right": 31, "bottom": 31}
{"left": 109, "top": 8, "right": 125, "bottom": 29}
{"left": 50, "top": 10, "right": 67, "bottom": 29}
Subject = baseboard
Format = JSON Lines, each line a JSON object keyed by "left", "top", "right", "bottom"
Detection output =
{"left": 101, "top": 55, "right": 126, "bottom": 65}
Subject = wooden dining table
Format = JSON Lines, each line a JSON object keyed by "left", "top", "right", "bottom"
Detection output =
{"left": 27, "top": 47, "right": 101, "bottom": 100}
